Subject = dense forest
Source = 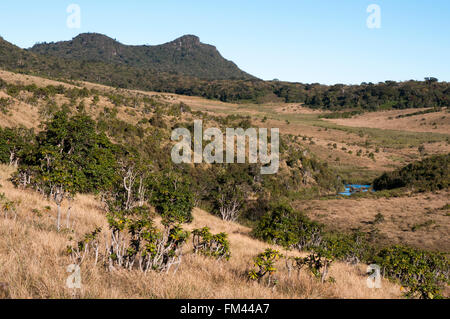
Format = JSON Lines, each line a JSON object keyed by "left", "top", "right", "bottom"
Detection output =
{"left": 30, "top": 33, "right": 255, "bottom": 81}
{"left": 1, "top": 34, "right": 449, "bottom": 109}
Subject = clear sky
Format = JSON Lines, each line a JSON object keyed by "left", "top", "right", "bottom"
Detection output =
{"left": 0, "top": 0, "right": 449, "bottom": 84}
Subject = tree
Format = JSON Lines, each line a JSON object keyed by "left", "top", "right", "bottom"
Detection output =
{"left": 108, "top": 154, "right": 153, "bottom": 212}
{"left": 150, "top": 172, "right": 194, "bottom": 224}
{"left": 0, "top": 127, "right": 34, "bottom": 166}
{"left": 425, "top": 77, "right": 438, "bottom": 84}
{"left": 192, "top": 227, "right": 231, "bottom": 260}
{"left": 248, "top": 248, "right": 283, "bottom": 286}
{"left": 101, "top": 168, "right": 192, "bottom": 273}
{"left": 36, "top": 148, "right": 77, "bottom": 231}
{"left": 12, "top": 111, "right": 118, "bottom": 230}
{"left": 211, "top": 166, "right": 248, "bottom": 222}
{"left": 253, "top": 203, "right": 323, "bottom": 250}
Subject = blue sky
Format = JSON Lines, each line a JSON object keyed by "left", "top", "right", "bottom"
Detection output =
{"left": 0, "top": 0, "right": 449, "bottom": 84}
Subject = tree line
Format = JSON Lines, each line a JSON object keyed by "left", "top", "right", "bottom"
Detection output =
{"left": 1, "top": 37, "right": 448, "bottom": 110}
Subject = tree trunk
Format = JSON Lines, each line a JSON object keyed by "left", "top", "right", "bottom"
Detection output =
{"left": 57, "top": 203, "right": 61, "bottom": 231}
{"left": 66, "top": 207, "right": 72, "bottom": 229}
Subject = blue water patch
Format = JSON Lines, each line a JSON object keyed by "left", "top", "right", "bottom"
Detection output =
{"left": 339, "top": 184, "right": 372, "bottom": 196}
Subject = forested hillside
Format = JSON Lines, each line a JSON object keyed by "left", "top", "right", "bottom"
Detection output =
{"left": 1, "top": 34, "right": 448, "bottom": 109}
{"left": 30, "top": 33, "right": 255, "bottom": 80}
{"left": 0, "top": 74, "right": 344, "bottom": 223}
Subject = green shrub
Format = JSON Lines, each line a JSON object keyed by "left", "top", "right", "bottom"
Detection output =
{"left": 106, "top": 211, "right": 190, "bottom": 272}
{"left": 0, "top": 97, "right": 11, "bottom": 114}
{"left": 192, "top": 227, "right": 231, "bottom": 260}
{"left": 0, "top": 193, "right": 18, "bottom": 219}
{"left": 252, "top": 203, "right": 323, "bottom": 250}
{"left": 13, "top": 111, "right": 119, "bottom": 194}
{"left": 150, "top": 173, "right": 194, "bottom": 224}
{"left": 316, "top": 231, "right": 373, "bottom": 265}
{"left": 372, "top": 245, "right": 449, "bottom": 299}
{"left": 0, "top": 127, "right": 34, "bottom": 165}
{"left": 248, "top": 248, "right": 283, "bottom": 286}
{"left": 288, "top": 252, "right": 334, "bottom": 283}
{"left": 373, "top": 153, "right": 449, "bottom": 191}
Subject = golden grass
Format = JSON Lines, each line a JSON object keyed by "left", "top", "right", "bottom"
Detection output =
{"left": 295, "top": 191, "right": 450, "bottom": 252}
{"left": 326, "top": 108, "right": 450, "bottom": 135}
{"left": 0, "top": 69, "right": 445, "bottom": 298}
{"left": 2, "top": 68, "right": 448, "bottom": 177}
{"left": 0, "top": 165, "right": 402, "bottom": 299}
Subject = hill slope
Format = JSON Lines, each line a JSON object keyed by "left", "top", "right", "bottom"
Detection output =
{"left": 29, "top": 33, "right": 256, "bottom": 81}
{"left": 2, "top": 34, "right": 449, "bottom": 108}
{"left": 1, "top": 69, "right": 448, "bottom": 299}
{"left": 0, "top": 165, "right": 401, "bottom": 298}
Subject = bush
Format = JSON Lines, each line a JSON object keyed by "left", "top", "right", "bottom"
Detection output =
{"left": 373, "top": 153, "right": 449, "bottom": 191}
{"left": 0, "top": 97, "right": 11, "bottom": 114}
{"left": 150, "top": 173, "right": 194, "bottom": 224}
{"left": 105, "top": 211, "right": 190, "bottom": 272}
{"left": 252, "top": 203, "right": 323, "bottom": 250}
{"left": 12, "top": 111, "right": 118, "bottom": 194}
{"left": 372, "top": 245, "right": 449, "bottom": 299}
{"left": 0, "top": 127, "right": 34, "bottom": 165}
{"left": 248, "top": 248, "right": 283, "bottom": 286}
{"left": 0, "top": 193, "right": 18, "bottom": 220}
{"left": 192, "top": 227, "right": 231, "bottom": 260}
{"left": 317, "top": 232, "right": 374, "bottom": 265}
{"left": 287, "top": 252, "right": 334, "bottom": 283}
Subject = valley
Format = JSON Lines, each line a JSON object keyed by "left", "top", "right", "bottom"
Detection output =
{"left": 0, "top": 68, "right": 448, "bottom": 299}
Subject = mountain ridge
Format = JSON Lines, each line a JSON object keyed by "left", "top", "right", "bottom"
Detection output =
{"left": 1, "top": 34, "right": 448, "bottom": 108}
{"left": 29, "top": 32, "right": 256, "bottom": 80}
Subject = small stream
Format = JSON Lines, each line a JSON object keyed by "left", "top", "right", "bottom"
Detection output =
{"left": 339, "top": 184, "right": 372, "bottom": 196}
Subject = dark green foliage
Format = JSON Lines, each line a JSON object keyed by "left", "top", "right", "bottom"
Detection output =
{"left": 396, "top": 107, "right": 441, "bottom": 119}
{"left": 243, "top": 195, "right": 271, "bottom": 222}
{"left": 0, "top": 127, "right": 34, "bottom": 165}
{"left": 253, "top": 203, "right": 373, "bottom": 264}
{"left": 284, "top": 146, "right": 344, "bottom": 194}
{"left": 373, "top": 154, "right": 449, "bottom": 191}
{"left": 1, "top": 36, "right": 448, "bottom": 108}
{"left": 12, "top": 111, "right": 118, "bottom": 195}
{"left": 252, "top": 203, "right": 322, "bottom": 250}
{"left": 192, "top": 227, "right": 231, "bottom": 260}
{"left": 0, "top": 97, "right": 11, "bottom": 114}
{"left": 317, "top": 232, "right": 374, "bottom": 265}
{"left": 7, "top": 112, "right": 119, "bottom": 231}
{"left": 372, "top": 245, "right": 449, "bottom": 299}
{"left": 148, "top": 113, "right": 167, "bottom": 129}
{"left": 210, "top": 165, "right": 250, "bottom": 222}
{"left": 150, "top": 173, "right": 194, "bottom": 224}
{"left": 105, "top": 210, "right": 190, "bottom": 272}
{"left": 319, "top": 110, "right": 364, "bottom": 119}
{"left": 30, "top": 33, "right": 255, "bottom": 81}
